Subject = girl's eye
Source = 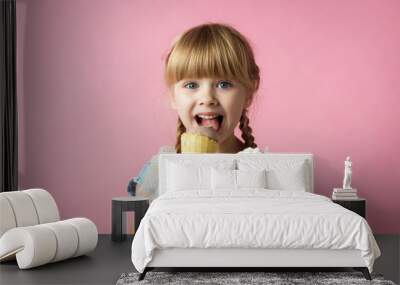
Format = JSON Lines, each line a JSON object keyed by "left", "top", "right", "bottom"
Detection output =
{"left": 184, "top": 82, "right": 198, "bottom": 89}
{"left": 183, "top": 80, "right": 233, "bottom": 90}
{"left": 217, "top": 81, "right": 233, "bottom": 89}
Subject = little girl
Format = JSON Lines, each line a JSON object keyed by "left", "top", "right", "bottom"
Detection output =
{"left": 129, "top": 22, "right": 263, "bottom": 199}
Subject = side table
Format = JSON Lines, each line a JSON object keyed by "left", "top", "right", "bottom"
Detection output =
{"left": 332, "top": 198, "right": 366, "bottom": 218}
{"left": 112, "top": 196, "right": 149, "bottom": 242}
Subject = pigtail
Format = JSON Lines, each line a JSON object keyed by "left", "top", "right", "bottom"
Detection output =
{"left": 239, "top": 109, "right": 257, "bottom": 149}
{"left": 175, "top": 118, "right": 186, "bottom": 153}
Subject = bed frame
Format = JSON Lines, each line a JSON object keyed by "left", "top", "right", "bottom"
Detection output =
{"left": 141, "top": 248, "right": 371, "bottom": 280}
{"left": 138, "top": 153, "right": 372, "bottom": 281}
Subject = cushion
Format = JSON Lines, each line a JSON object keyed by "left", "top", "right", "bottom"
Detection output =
{"left": 0, "top": 191, "right": 39, "bottom": 227}
{"left": 0, "top": 196, "right": 16, "bottom": 237}
{"left": 211, "top": 168, "right": 268, "bottom": 190}
{"left": 0, "top": 218, "right": 97, "bottom": 269}
{"left": 211, "top": 168, "right": 236, "bottom": 190}
{"left": 238, "top": 159, "right": 308, "bottom": 191}
{"left": 166, "top": 160, "right": 235, "bottom": 192}
{"left": 0, "top": 189, "right": 59, "bottom": 233}
{"left": 166, "top": 162, "right": 212, "bottom": 191}
{"left": 236, "top": 169, "right": 267, "bottom": 188}
{"left": 24, "top": 189, "right": 60, "bottom": 223}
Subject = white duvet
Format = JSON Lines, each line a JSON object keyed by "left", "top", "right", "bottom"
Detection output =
{"left": 131, "top": 189, "right": 381, "bottom": 273}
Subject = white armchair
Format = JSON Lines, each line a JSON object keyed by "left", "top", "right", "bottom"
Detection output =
{"left": 0, "top": 188, "right": 98, "bottom": 269}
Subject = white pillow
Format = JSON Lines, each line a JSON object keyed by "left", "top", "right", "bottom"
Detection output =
{"left": 211, "top": 168, "right": 236, "bottom": 190}
{"left": 211, "top": 168, "right": 268, "bottom": 190}
{"left": 236, "top": 169, "right": 267, "bottom": 188}
{"left": 166, "top": 160, "right": 235, "bottom": 192}
{"left": 238, "top": 159, "right": 308, "bottom": 191}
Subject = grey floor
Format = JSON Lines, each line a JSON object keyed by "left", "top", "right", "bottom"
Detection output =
{"left": 0, "top": 234, "right": 399, "bottom": 285}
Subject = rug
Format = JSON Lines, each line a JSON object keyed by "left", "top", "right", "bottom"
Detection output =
{"left": 116, "top": 271, "right": 397, "bottom": 285}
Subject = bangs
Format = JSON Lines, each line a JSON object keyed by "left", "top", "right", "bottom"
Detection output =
{"left": 165, "top": 25, "right": 253, "bottom": 89}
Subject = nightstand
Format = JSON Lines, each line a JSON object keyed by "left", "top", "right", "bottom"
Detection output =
{"left": 111, "top": 196, "right": 149, "bottom": 242}
{"left": 332, "top": 198, "right": 366, "bottom": 218}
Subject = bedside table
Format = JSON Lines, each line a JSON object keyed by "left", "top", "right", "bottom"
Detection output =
{"left": 332, "top": 198, "right": 366, "bottom": 218}
{"left": 111, "top": 196, "right": 149, "bottom": 242}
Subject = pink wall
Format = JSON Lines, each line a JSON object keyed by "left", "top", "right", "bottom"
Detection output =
{"left": 16, "top": 0, "right": 400, "bottom": 234}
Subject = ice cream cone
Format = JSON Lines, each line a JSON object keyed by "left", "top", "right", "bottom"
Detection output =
{"left": 181, "top": 132, "right": 218, "bottom": 153}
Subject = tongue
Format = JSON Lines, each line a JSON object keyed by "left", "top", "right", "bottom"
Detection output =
{"left": 200, "top": 118, "right": 220, "bottom": 131}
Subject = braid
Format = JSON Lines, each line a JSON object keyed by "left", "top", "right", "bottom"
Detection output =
{"left": 175, "top": 118, "right": 186, "bottom": 153}
{"left": 239, "top": 109, "right": 257, "bottom": 148}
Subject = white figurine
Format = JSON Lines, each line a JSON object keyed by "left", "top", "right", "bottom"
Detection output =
{"left": 342, "top": 156, "right": 352, "bottom": 189}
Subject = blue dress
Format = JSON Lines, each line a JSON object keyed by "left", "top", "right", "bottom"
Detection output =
{"left": 127, "top": 146, "right": 175, "bottom": 196}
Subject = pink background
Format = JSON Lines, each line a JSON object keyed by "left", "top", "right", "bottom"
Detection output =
{"left": 16, "top": 0, "right": 400, "bottom": 234}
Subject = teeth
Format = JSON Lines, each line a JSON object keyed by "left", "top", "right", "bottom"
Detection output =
{"left": 197, "top": 114, "right": 219, "bottom": 119}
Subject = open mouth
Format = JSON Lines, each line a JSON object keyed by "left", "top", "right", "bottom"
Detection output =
{"left": 194, "top": 114, "right": 224, "bottom": 132}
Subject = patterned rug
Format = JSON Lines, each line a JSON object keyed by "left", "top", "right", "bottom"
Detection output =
{"left": 116, "top": 271, "right": 396, "bottom": 285}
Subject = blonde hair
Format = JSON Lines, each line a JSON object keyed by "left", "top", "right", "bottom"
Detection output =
{"left": 164, "top": 22, "right": 260, "bottom": 153}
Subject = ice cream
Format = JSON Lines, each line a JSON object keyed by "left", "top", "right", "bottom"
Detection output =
{"left": 181, "top": 127, "right": 219, "bottom": 153}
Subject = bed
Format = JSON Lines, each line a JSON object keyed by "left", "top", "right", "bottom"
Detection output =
{"left": 131, "top": 153, "right": 381, "bottom": 281}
